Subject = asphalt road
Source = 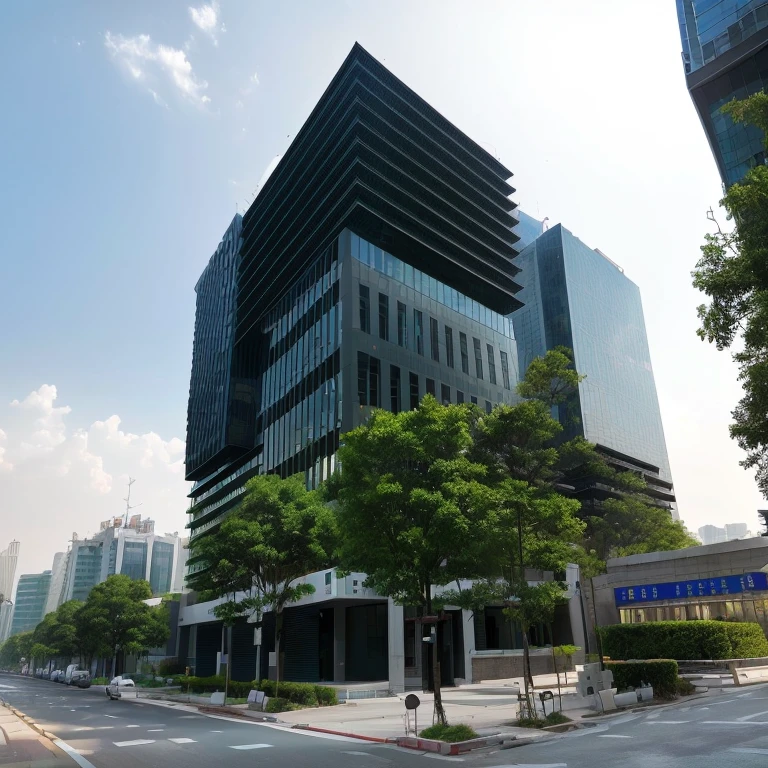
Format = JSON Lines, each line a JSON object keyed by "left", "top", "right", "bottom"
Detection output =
{"left": 5, "top": 674, "right": 768, "bottom": 768}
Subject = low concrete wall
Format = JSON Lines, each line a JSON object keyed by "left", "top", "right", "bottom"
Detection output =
{"left": 471, "top": 652, "right": 556, "bottom": 681}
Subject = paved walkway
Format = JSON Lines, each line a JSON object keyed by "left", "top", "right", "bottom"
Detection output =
{"left": 0, "top": 704, "right": 75, "bottom": 768}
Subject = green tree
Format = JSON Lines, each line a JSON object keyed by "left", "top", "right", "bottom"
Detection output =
{"left": 583, "top": 496, "right": 699, "bottom": 563}
{"left": 78, "top": 575, "right": 169, "bottom": 676}
{"left": 0, "top": 631, "right": 33, "bottom": 670}
{"left": 188, "top": 473, "right": 338, "bottom": 689}
{"left": 327, "top": 397, "right": 495, "bottom": 725}
{"left": 693, "top": 91, "right": 768, "bottom": 498}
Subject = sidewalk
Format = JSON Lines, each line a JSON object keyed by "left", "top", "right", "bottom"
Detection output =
{"left": 0, "top": 703, "right": 73, "bottom": 768}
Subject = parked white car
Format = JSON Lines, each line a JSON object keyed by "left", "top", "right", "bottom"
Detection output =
{"left": 105, "top": 676, "right": 135, "bottom": 700}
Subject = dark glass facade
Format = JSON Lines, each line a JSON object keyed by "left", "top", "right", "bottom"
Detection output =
{"left": 513, "top": 224, "right": 675, "bottom": 507}
{"left": 149, "top": 542, "right": 174, "bottom": 595}
{"left": 186, "top": 215, "right": 252, "bottom": 480}
{"left": 185, "top": 43, "right": 523, "bottom": 582}
{"left": 677, "top": 1, "right": 768, "bottom": 185}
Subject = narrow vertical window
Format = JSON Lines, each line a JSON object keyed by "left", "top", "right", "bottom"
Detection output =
{"left": 473, "top": 337, "right": 483, "bottom": 379}
{"left": 459, "top": 332, "right": 469, "bottom": 374}
{"left": 409, "top": 373, "right": 419, "bottom": 410}
{"left": 456, "top": 390, "right": 464, "bottom": 404}
{"left": 390, "top": 365, "right": 401, "bottom": 414}
{"left": 430, "top": 317, "right": 439, "bottom": 362}
{"left": 397, "top": 301, "right": 407, "bottom": 347}
{"left": 487, "top": 344, "right": 497, "bottom": 385}
{"left": 378, "top": 293, "right": 389, "bottom": 341}
{"left": 445, "top": 326, "right": 454, "bottom": 368}
{"left": 414, "top": 310, "right": 424, "bottom": 355}
{"left": 426, "top": 378, "right": 436, "bottom": 397}
{"left": 500, "top": 350, "right": 511, "bottom": 390}
{"left": 441, "top": 383, "right": 451, "bottom": 405}
{"left": 359, "top": 284, "right": 370, "bottom": 333}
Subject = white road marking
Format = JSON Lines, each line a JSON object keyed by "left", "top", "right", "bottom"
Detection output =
{"left": 707, "top": 699, "right": 737, "bottom": 706}
{"left": 147, "top": 729, "right": 164, "bottom": 732}
{"left": 168, "top": 738, "right": 197, "bottom": 744}
{"left": 125, "top": 725, "right": 140, "bottom": 728}
{"left": 730, "top": 748, "right": 768, "bottom": 754}
{"left": 54, "top": 739, "right": 99, "bottom": 768}
{"left": 210, "top": 730, "right": 223, "bottom": 733}
{"left": 737, "top": 709, "right": 768, "bottom": 721}
{"left": 598, "top": 734, "right": 632, "bottom": 738}
{"left": 644, "top": 720, "right": 689, "bottom": 725}
{"left": 74, "top": 727, "right": 93, "bottom": 732}
{"left": 178, "top": 715, "right": 202, "bottom": 719}
{"left": 104, "top": 714, "right": 118, "bottom": 718}
{"left": 342, "top": 752, "right": 372, "bottom": 756}
{"left": 114, "top": 739, "right": 156, "bottom": 747}
{"left": 422, "top": 755, "right": 464, "bottom": 761}
{"left": 230, "top": 744, "right": 273, "bottom": 750}
{"left": 702, "top": 720, "right": 768, "bottom": 725}
{"left": 204, "top": 715, "right": 368, "bottom": 741}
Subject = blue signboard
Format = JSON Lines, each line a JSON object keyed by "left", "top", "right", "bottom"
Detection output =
{"left": 614, "top": 571, "right": 768, "bottom": 606}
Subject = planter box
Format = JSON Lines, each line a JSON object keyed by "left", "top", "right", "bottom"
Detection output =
{"left": 614, "top": 691, "right": 639, "bottom": 708}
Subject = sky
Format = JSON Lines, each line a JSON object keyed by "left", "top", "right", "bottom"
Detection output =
{"left": 0, "top": 0, "right": 763, "bottom": 585}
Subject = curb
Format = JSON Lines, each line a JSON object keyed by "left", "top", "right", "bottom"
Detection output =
{"left": 395, "top": 734, "right": 513, "bottom": 755}
{"left": 292, "top": 724, "right": 393, "bottom": 743}
{"left": 1, "top": 701, "right": 59, "bottom": 743}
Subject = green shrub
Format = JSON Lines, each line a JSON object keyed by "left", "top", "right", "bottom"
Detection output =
{"left": 92, "top": 677, "right": 108, "bottom": 685}
{"left": 265, "top": 697, "right": 299, "bottom": 713}
{"left": 545, "top": 711, "right": 571, "bottom": 725}
{"left": 676, "top": 677, "right": 697, "bottom": 696}
{"left": 515, "top": 717, "right": 545, "bottom": 729}
{"left": 419, "top": 724, "right": 478, "bottom": 742}
{"left": 605, "top": 660, "right": 678, "bottom": 698}
{"left": 158, "top": 658, "right": 185, "bottom": 676}
{"left": 599, "top": 621, "right": 768, "bottom": 661}
{"left": 313, "top": 685, "right": 338, "bottom": 706}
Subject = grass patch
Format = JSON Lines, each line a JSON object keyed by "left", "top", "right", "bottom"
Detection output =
{"left": 265, "top": 697, "right": 300, "bottom": 713}
{"left": 515, "top": 712, "right": 571, "bottom": 729}
{"left": 419, "top": 723, "right": 479, "bottom": 742}
{"left": 676, "top": 677, "right": 697, "bottom": 696}
{"left": 91, "top": 677, "right": 108, "bottom": 685}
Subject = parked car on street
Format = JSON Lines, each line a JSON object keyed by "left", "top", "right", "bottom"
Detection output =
{"left": 49, "top": 670, "right": 61, "bottom": 682}
{"left": 105, "top": 676, "right": 135, "bottom": 700}
{"left": 71, "top": 670, "right": 91, "bottom": 688}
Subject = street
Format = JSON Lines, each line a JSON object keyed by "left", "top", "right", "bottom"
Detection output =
{"left": 4, "top": 674, "right": 768, "bottom": 768}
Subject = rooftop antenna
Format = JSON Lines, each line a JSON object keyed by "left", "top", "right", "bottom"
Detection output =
{"left": 123, "top": 477, "right": 143, "bottom": 527}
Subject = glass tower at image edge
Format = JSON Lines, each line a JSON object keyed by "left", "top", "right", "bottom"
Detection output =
{"left": 512, "top": 223, "right": 676, "bottom": 513}
{"left": 10, "top": 571, "right": 51, "bottom": 636}
{"left": 184, "top": 43, "right": 524, "bottom": 579}
{"left": 677, "top": 0, "right": 768, "bottom": 186}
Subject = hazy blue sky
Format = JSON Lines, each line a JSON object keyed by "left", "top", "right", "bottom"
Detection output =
{"left": 0, "top": 0, "right": 760, "bottom": 579}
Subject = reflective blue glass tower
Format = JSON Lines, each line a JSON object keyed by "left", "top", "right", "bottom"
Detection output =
{"left": 677, "top": 0, "right": 768, "bottom": 185}
{"left": 513, "top": 224, "right": 675, "bottom": 511}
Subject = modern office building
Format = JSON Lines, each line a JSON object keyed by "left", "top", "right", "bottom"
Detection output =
{"left": 676, "top": 0, "right": 768, "bottom": 186}
{"left": 44, "top": 551, "right": 67, "bottom": 615}
{"left": 0, "top": 541, "right": 19, "bottom": 603}
{"left": 182, "top": 43, "right": 524, "bottom": 687}
{"left": 0, "top": 599, "right": 13, "bottom": 644}
{"left": 512, "top": 223, "right": 676, "bottom": 513}
{"left": 10, "top": 571, "right": 51, "bottom": 636}
{"left": 59, "top": 516, "right": 182, "bottom": 603}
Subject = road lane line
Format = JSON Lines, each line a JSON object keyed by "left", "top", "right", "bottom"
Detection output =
{"left": 737, "top": 709, "right": 768, "bottom": 721}
{"left": 230, "top": 744, "right": 273, "bottom": 750}
{"left": 54, "top": 739, "right": 99, "bottom": 768}
{"left": 644, "top": 720, "right": 689, "bottom": 724}
{"left": 147, "top": 729, "right": 164, "bottom": 732}
{"left": 702, "top": 720, "right": 768, "bottom": 725}
{"left": 114, "top": 739, "right": 155, "bottom": 747}
{"left": 210, "top": 730, "right": 223, "bottom": 733}
{"left": 168, "top": 738, "right": 197, "bottom": 744}
{"left": 104, "top": 715, "right": 118, "bottom": 718}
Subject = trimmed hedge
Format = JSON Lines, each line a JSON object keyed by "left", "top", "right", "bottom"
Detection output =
{"left": 605, "top": 660, "right": 678, "bottom": 698}
{"left": 177, "top": 676, "right": 338, "bottom": 706}
{"left": 600, "top": 621, "right": 768, "bottom": 661}
{"left": 420, "top": 724, "right": 478, "bottom": 742}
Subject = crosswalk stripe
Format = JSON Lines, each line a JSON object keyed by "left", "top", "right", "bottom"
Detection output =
{"left": 113, "top": 739, "right": 155, "bottom": 747}
{"left": 168, "top": 738, "right": 196, "bottom": 744}
{"left": 230, "top": 744, "right": 273, "bottom": 750}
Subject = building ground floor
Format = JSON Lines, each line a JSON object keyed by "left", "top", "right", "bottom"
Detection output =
{"left": 587, "top": 536, "right": 768, "bottom": 646}
{"left": 174, "top": 566, "right": 587, "bottom": 690}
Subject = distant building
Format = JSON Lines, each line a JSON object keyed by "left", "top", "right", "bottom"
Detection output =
{"left": 10, "top": 571, "right": 51, "bottom": 636}
{"left": 0, "top": 600, "right": 14, "bottom": 643}
{"left": 44, "top": 551, "right": 68, "bottom": 615}
{"left": 676, "top": 0, "right": 768, "bottom": 186}
{"left": 0, "top": 541, "right": 20, "bottom": 604}
{"left": 60, "top": 516, "right": 183, "bottom": 603}
{"left": 511, "top": 222, "right": 676, "bottom": 514}
{"left": 698, "top": 522, "right": 752, "bottom": 545}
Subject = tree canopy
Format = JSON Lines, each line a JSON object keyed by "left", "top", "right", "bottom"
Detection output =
{"left": 693, "top": 90, "right": 768, "bottom": 497}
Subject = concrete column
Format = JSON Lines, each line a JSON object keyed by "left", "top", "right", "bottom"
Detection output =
{"left": 461, "top": 609, "right": 475, "bottom": 684}
{"left": 333, "top": 605, "right": 346, "bottom": 682}
{"left": 388, "top": 599, "right": 405, "bottom": 694}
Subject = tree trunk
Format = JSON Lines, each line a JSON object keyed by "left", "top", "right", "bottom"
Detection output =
{"left": 521, "top": 624, "right": 535, "bottom": 718}
{"left": 425, "top": 585, "right": 447, "bottom": 726}
{"left": 275, "top": 608, "right": 284, "bottom": 697}
{"left": 551, "top": 632, "right": 561, "bottom": 712}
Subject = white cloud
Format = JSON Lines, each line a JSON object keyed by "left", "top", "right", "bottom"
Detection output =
{"left": 0, "top": 386, "right": 189, "bottom": 578}
{"left": 235, "top": 99, "right": 244, "bottom": 109}
{"left": 189, "top": 1, "right": 223, "bottom": 45}
{"left": 252, "top": 71, "right": 259, "bottom": 85}
{"left": 104, "top": 31, "right": 210, "bottom": 108}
